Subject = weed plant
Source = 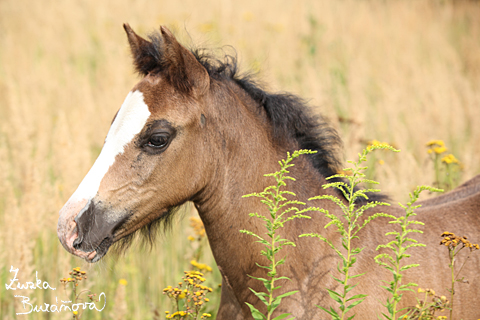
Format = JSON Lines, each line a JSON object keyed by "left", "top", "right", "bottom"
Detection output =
{"left": 162, "top": 271, "right": 213, "bottom": 319}
{"left": 439, "top": 231, "right": 479, "bottom": 320}
{"left": 300, "top": 143, "right": 398, "bottom": 320}
{"left": 240, "top": 150, "right": 317, "bottom": 320}
{"left": 409, "top": 288, "right": 449, "bottom": 319}
{"left": 161, "top": 214, "right": 216, "bottom": 319}
{"left": 374, "top": 185, "right": 442, "bottom": 320}
{"left": 59, "top": 267, "right": 101, "bottom": 320}
{"left": 426, "top": 141, "right": 462, "bottom": 191}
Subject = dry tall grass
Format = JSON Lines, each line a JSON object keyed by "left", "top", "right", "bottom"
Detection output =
{"left": 0, "top": 0, "right": 479, "bottom": 319}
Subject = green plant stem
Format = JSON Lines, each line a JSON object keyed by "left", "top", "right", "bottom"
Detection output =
{"left": 341, "top": 230, "right": 352, "bottom": 320}
{"left": 267, "top": 234, "right": 276, "bottom": 320}
{"left": 266, "top": 174, "right": 282, "bottom": 320}
{"left": 340, "top": 174, "right": 355, "bottom": 320}
{"left": 391, "top": 261, "right": 401, "bottom": 319}
{"left": 449, "top": 248, "right": 455, "bottom": 320}
{"left": 391, "top": 217, "right": 408, "bottom": 318}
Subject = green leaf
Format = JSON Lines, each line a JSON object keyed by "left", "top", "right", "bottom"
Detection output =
{"left": 272, "top": 314, "right": 293, "bottom": 320}
{"left": 399, "top": 264, "right": 420, "bottom": 272}
{"left": 345, "top": 283, "right": 357, "bottom": 294}
{"left": 317, "top": 306, "right": 341, "bottom": 320}
{"left": 326, "top": 289, "right": 343, "bottom": 304}
{"left": 274, "top": 290, "right": 299, "bottom": 301}
{"left": 248, "top": 275, "right": 269, "bottom": 283}
{"left": 249, "top": 288, "right": 269, "bottom": 305}
{"left": 346, "top": 294, "right": 367, "bottom": 302}
{"left": 245, "top": 302, "right": 267, "bottom": 320}
{"left": 345, "top": 296, "right": 366, "bottom": 313}
{"left": 348, "top": 272, "right": 366, "bottom": 279}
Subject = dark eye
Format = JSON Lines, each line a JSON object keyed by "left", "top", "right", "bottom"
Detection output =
{"left": 146, "top": 133, "right": 170, "bottom": 148}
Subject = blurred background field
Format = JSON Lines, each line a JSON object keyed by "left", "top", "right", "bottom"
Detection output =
{"left": 0, "top": 0, "right": 479, "bottom": 319}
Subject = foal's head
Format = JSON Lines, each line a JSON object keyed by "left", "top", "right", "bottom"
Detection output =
{"left": 58, "top": 25, "right": 214, "bottom": 262}
{"left": 58, "top": 24, "right": 343, "bottom": 262}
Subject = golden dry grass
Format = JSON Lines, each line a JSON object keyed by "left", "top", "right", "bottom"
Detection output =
{"left": 0, "top": 0, "right": 479, "bottom": 319}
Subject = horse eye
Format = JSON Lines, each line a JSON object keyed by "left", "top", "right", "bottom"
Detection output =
{"left": 147, "top": 133, "right": 169, "bottom": 148}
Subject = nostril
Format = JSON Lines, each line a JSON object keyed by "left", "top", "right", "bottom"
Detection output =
{"left": 73, "top": 236, "right": 82, "bottom": 249}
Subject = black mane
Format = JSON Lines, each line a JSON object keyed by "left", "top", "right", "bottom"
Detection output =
{"left": 191, "top": 48, "right": 388, "bottom": 204}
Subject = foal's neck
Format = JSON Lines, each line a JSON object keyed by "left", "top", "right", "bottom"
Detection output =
{"left": 193, "top": 84, "right": 340, "bottom": 310}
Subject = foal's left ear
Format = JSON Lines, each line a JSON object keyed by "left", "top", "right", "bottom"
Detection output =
{"left": 159, "top": 26, "right": 210, "bottom": 96}
{"left": 124, "top": 23, "right": 159, "bottom": 76}
{"left": 123, "top": 23, "right": 209, "bottom": 96}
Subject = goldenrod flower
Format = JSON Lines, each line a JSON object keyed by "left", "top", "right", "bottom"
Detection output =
{"left": 441, "top": 154, "right": 459, "bottom": 164}
{"left": 433, "top": 146, "right": 447, "bottom": 154}
{"left": 368, "top": 139, "right": 382, "bottom": 147}
{"left": 426, "top": 140, "right": 447, "bottom": 154}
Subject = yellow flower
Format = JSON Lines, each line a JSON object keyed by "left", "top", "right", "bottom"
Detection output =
{"left": 187, "top": 236, "right": 195, "bottom": 241}
{"left": 190, "top": 260, "right": 213, "bottom": 272}
{"left": 178, "top": 292, "right": 186, "bottom": 299}
{"left": 368, "top": 139, "right": 382, "bottom": 147}
{"left": 418, "top": 288, "right": 425, "bottom": 293}
{"left": 426, "top": 140, "right": 447, "bottom": 154}
{"left": 433, "top": 146, "right": 447, "bottom": 154}
{"left": 367, "top": 140, "right": 392, "bottom": 151}
{"left": 441, "top": 154, "right": 459, "bottom": 165}
{"left": 119, "top": 279, "right": 128, "bottom": 286}
{"left": 73, "top": 311, "right": 78, "bottom": 315}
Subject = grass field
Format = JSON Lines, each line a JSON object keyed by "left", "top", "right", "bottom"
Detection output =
{"left": 0, "top": 0, "right": 479, "bottom": 319}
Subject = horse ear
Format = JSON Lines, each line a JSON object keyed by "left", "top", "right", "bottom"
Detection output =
{"left": 123, "top": 23, "right": 158, "bottom": 76}
{"left": 159, "top": 26, "right": 209, "bottom": 96}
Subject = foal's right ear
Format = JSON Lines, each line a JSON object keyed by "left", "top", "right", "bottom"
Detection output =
{"left": 123, "top": 23, "right": 157, "bottom": 75}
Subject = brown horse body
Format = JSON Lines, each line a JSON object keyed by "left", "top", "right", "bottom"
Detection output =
{"left": 57, "top": 25, "right": 480, "bottom": 319}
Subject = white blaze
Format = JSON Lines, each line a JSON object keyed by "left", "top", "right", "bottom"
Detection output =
{"left": 67, "top": 90, "right": 151, "bottom": 203}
